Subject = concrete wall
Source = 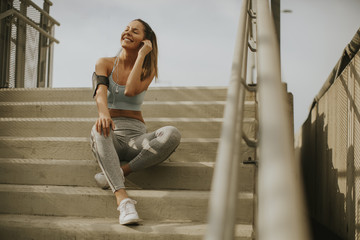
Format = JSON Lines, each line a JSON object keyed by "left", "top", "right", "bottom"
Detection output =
{"left": 296, "top": 51, "right": 360, "bottom": 239}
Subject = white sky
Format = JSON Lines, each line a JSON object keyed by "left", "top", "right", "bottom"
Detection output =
{"left": 34, "top": 0, "right": 360, "bottom": 131}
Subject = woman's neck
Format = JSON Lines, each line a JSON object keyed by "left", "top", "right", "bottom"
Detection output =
{"left": 119, "top": 49, "right": 138, "bottom": 69}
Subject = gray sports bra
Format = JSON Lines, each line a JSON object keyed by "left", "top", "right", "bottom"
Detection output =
{"left": 107, "top": 59, "right": 146, "bottom": 111}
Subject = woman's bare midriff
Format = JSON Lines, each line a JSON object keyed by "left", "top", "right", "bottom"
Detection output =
{"left": 109, "top": 108, "right": 144, "bottom": 123}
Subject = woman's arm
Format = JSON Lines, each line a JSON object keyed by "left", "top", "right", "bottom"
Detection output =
{"left": 124, "top": 40, "right": 155, "bottom": 96}
{"left": 94, "top": 58, "right": 114, "bottom": 137}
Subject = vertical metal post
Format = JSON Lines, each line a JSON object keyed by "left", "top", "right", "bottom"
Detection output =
{"left": 37, "top": 0, "right": 50, "bottom": 87}
{"left": 0, "top": 0, "right": 12, "bottom": 88}
{"left": 47, "top": 23, "right": 54, "bottom": 87}
{"left": 15, "top": 0, "right": 27, "bottom": 88}
{"left": 271, "top": 0, "right": 280, "bottom": 47}
{"left": 247, "top": 50, "right": 255, "bottom": 85}
{"left": 247, "top": 0, "right": 256, "bottom": 85}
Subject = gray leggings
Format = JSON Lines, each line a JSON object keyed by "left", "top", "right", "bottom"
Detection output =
{"left": 90, "top": 117, "right": 181, "bottom": 192}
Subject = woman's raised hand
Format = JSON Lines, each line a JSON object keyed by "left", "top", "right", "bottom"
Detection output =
{"left": 95, "top": 113, "right": 115, "bottom": 137}
{"left": 139, "top": 40, "right": 152, "bottom": 57}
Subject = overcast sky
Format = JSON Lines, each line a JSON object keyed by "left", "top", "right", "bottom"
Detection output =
{"left": 34, "top": 0, "right": 360, "bottom": 131}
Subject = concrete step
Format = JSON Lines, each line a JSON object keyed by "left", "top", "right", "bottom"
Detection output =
{"left": 0, "top": 117, "right": 257, "bottom": 139}
{"left": 0, "top": 214, "right": 254, "bottom": 240}
{"left": 0, "top": 159, "right": 255, "bottom": 191}
{"left": 0, "top": 101, "right": 256, "bottom": 118}
{"left": 0, "top": 184, "right": 254, "bottom": 223}
{"left": 0, "top": 137, "right": 255, "bottom": 163}
{"left": 0, "top": 87, "right": 256, "bottom": 102}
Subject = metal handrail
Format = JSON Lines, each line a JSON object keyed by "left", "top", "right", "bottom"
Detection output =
{"left": 205, "top": 0, "right": 311, "bottom": 239}
{"left": 256, "top": 0, "right": 310, "bottom": 239}
{"left": 27, "top": 0, "right": 60, "bottom": 26}
{"left": 0, "top": 8, "right": 59, "bottom": 43}
{"left": 205, "top": 0, "right": 250, "bottom": 239}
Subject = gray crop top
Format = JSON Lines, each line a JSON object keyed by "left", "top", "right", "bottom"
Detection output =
{"left": 107, "top": 58, "right": 146, "bottom": 111}
{"left": 107, "top": 74, "right": 146, "bottom": 111}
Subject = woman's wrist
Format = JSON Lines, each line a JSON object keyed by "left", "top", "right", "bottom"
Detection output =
{"left": 137, "top": 53, "right": 146, "bottom": 61}
{"left": 98, "top": 111, "right": 111, "bottom": 118}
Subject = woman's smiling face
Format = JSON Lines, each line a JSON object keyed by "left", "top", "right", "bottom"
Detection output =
{"left": 121, "top": 21, "right": 146, "bottom": 50}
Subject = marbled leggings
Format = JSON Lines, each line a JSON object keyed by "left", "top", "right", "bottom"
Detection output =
{"left": 90, "top": 117, "right": 181, "bottom": 192}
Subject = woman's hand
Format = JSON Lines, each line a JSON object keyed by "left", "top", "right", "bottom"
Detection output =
{"left": 138, "top": 40, "right": 152, "bottom": 57}
{"left": 95, "top": 113, "right": 115, "bottom": 137}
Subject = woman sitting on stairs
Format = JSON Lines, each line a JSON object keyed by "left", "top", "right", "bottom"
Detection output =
{"left": 90, "top": 19, "right": 181, "bottom": 225}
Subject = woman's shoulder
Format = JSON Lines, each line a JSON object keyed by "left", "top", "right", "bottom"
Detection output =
{"left": 96, "top": 57, "right": 116, "bottom": 67}
{"left": 95, "top": 57, "right": 116, "bottom": 76}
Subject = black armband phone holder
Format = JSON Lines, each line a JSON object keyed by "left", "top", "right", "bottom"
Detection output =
{"left": 92, "top": 72, "right": 109, "bottom": 98}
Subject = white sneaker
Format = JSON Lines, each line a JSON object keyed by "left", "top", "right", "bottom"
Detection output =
{"left": 94, "top": 168, "right": 125, "bottom": 190}
{"left": 94, "top": 172, "right": 110, "bottom": 189}
{"left": 117, "top": 198, "right": 141, "bottom": 225}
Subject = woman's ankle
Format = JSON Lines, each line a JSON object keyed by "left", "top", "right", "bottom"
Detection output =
{"left": 121, "top": 164, "right": 132, "bottom": 177}
{"left": 115, "top": 189, "right": 129, "bottom": 206}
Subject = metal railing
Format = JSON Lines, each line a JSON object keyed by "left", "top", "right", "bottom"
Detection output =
{"left": 256, "top": 0, "right": 310, "bottom": 239}
{"left": 205, "top": 0, "right": 251, "bottom": 239}
{"left": 0, "top": 0, "right": 60, "bottom": 88}
{"left": 205, "top": 0, "right": 311, "bottom": 239}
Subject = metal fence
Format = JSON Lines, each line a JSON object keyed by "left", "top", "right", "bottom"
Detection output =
{"left": 0, "top": 0, "right": 59, "bottom": 88}
{"left": 296, "top": 29, "right": 360, "bottom": 239}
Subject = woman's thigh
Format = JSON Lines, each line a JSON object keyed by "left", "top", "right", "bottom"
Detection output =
{"left": 112, "top": 117, "right": 147, "bottom": 160}
{"left": 123, "top": 126, "right": 181, "bottom": 162}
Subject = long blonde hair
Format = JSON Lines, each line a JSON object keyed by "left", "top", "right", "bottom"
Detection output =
{"left": 133, "top": 19, "right": 158, "bottom": 80}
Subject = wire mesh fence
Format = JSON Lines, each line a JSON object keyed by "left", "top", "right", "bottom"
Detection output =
{"left": 0, "top": 0, "right": 59, "bottom": 88}
{"left": 297, "top": 50, "right": 360, "bottom": 239}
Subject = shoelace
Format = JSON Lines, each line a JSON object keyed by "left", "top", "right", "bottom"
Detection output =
{"left": 118, "top": 199, "right": 137, "bottom": 215}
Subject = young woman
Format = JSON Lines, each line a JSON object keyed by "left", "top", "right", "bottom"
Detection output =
{"left": 90, "top": 19, "right": 181, "bottom": 225}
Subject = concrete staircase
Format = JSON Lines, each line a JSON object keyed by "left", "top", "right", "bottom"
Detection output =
{"left": 0, "top": 87, "right": 257, "bottom": 240}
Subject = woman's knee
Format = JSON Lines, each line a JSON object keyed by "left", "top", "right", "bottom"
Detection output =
{"left": 90, "top": 125, "right": 111, "bottom": 153}
{"left": 90, "top": 125, "right": 99, "bottom": 139}
{"left": 91, "top": 124, "right": 114, "bottom": 141}
{"left": 90, "top": 125, "right": 97, "bottom": 146}
{"left": 164, "top": 126, "right": 181, "bottom": 146}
